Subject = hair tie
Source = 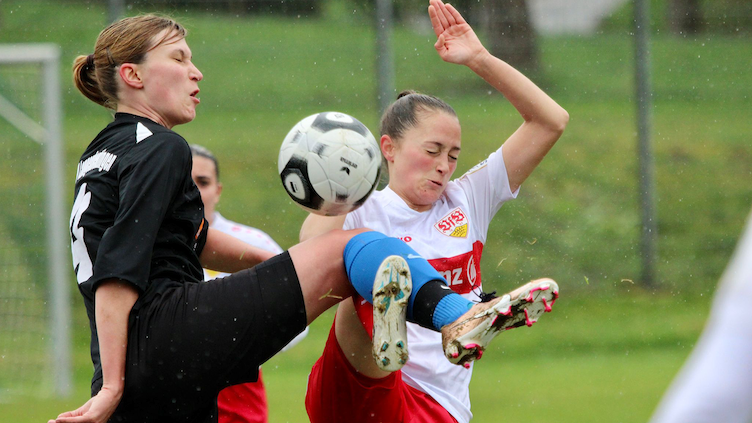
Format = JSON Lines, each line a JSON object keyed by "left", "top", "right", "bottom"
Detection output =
{"left": 86, "top": 54, "right": 95, "bottom": 69}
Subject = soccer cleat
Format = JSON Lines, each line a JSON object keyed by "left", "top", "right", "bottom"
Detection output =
{"left": 372, "top": 255, "right": 412, "bottom": 372}
{"left": 441, "top": 278, "right": 559, "bottom": 368}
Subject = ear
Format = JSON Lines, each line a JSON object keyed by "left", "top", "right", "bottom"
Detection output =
{"left": 216, "top": 182, "right": 223, "bottom": 198}
{"left": 119, "top": 63, "right": 144, "bottom": 89}
{"left": 381, "top": 134, "right": 396, "bottom": 163}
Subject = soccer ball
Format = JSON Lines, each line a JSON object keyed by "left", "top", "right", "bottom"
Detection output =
{"left": 278, "top": 111, "right": 382, "bottom": 216}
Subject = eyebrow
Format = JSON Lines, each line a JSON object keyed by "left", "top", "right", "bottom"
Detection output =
{"left": 425, "top": 141, "right": 461, "bottom": 152}
{"left": 164, "top": 44, "right": 191, "bottom": 61}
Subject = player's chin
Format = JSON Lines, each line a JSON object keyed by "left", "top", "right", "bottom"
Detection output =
{"left": 176, "top": 109, "right": 197, "bottom": 126}
{"left": 418, "top": 190, "right": 442, "bottom": 206}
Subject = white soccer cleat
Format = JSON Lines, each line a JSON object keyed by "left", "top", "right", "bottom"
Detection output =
{"left": 441, "top": 278, "right": 559, "bottom": 368}
{"left": 372, "top": 255, "right": 412, "bottom": 372}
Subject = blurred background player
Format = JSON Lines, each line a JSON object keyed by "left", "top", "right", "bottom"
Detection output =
{"left": 191, "top": 144, "right": 309, "bottom": 423}
{"left": 191, "top": 144, "right": 284, "bottom": 272}
{"left": 649, "top": 206, "right": 752, "bottom": 423}
{"left": 301, "top": 1, "right": 568, "bottom": 422}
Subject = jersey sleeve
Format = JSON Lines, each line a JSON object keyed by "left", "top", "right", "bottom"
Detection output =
{"left": 90, "top": 135, "right": 192, "bottom": 292}
{"left": 454, "top": 144, "right": 518, "bottom": 232}
{"left": 234, "top": 227, "right": 283, "bottom": 255}
{"left": 343, "top": 211, "right": 360, "bottom": 231}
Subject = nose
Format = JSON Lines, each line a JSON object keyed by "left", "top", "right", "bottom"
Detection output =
{"left": 191, "top": 63, "right": 203, "bottom": 81}
{"left": 436, "top": 155, "right": 449, "bottom": 174}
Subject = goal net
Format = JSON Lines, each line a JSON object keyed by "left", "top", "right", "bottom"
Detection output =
{"left": 0, "top": 43, "right": 71, "bottom": 399}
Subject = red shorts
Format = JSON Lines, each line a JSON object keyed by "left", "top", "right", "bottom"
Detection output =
{"left": 217, "top": 370, "right": 268, "bottom": 423}
{"left": 305, "top": 310, "right": 458, "bottom": 423}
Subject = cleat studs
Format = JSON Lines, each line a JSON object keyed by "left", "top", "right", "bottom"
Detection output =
{"left": 381, "top": 342, "right": 389, "bottom": 352}
{"left": 524, "top": 309, "right": 534, "bottom": 326}
{"left": 396, "top": 341, "right": 404, "bottom": 349}
{"left": 543, "top": 298, "right": 552, "bottom": 312}
{"left": 526, "top": 291, "right": 538, "bottom": 302}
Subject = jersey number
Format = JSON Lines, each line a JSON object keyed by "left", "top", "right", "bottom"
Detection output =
{"left": 70, "top": 183, "right": 93, "bottom": 284}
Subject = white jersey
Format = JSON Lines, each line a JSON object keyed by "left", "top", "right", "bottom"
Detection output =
{"left": 205, "top": 211, "right": 283, "bottom": 281}
{"left": 649, "top": 208, "right": 752, "bottom": 423}
{"left": 345, "top": 145, "right": 518, "bottom": 423}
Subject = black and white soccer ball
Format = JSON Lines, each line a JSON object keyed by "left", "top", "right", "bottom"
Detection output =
{"left": 278, "top": 111, "right": 382, "bottom": 216}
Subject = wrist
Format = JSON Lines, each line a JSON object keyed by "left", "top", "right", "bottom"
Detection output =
{"left": 465, "top": 48, "right": 492, "bottom": 73}
{"left": 100, "top": 381, "right": 125, "bottom": 399}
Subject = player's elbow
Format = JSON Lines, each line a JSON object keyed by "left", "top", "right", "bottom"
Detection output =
{"left": 549, "top": 107, "right": 569, "bottom": 136}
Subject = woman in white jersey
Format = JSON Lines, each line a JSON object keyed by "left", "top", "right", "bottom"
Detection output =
{"left": 302, "top": 1, "right": 569, "bottom": 422}
{"left": 649, "top": 206, "right": 752, "bottom": 423}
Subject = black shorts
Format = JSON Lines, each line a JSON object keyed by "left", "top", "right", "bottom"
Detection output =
{"left": 110, "top": 252, "right": 306, "bottom": 423}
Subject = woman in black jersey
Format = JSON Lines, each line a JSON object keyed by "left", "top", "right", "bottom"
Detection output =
{"left": 51, "top": 14, "right": 555, "bottom": 423}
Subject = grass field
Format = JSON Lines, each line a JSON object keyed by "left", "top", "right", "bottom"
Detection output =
{"left": 1, "top": 0, "right": 751, "bottom": 421}
{"left": 4, "top": 293, "right": 712, "bottom": 422}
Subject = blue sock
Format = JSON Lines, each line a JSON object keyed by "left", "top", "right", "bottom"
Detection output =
{"left": 343, "top": 231, "right": 472, "bottom": 330}
{"left": 432, "top": 294, "right": 474, "bottom": 329}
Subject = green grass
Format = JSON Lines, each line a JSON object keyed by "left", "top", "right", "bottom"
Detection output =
{"left": 4, "top": 293, "right": 711, "bottom": 422}
{"left": 1, "top": 0, "right": 750, "bottom": 421}
{"left": 263, "top": 293, "right": 713, "bottom": 423}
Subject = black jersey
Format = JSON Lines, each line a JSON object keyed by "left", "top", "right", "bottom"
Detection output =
{"left": 69, "top": 113, "right": 208, "bottom": 380}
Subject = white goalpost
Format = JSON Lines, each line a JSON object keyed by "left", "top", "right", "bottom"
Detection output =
{"left": 0, "top": 43, "right": 72, "bottom": 398}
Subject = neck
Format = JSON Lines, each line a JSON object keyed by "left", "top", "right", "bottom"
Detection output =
{"left": 117, "top": 104, "right": 169, "bottom": 128}
{"left": 206, "top": 210, "right": 216, "bottom": 225}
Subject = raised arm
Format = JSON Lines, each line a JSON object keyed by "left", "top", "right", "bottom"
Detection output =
{"left": 200, "top": 227, "right": 276, "bottom": 272}
{"left": 429, "top": 0, "right": 569, "bottom": 192}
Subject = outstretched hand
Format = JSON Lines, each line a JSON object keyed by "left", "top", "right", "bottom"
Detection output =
{"left": 428, "top": 0, "right": 486, "bottom": 67}
{"left": 48, "top": 387, "right": 121, "bottom": 423}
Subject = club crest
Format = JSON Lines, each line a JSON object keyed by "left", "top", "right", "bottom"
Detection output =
{"left": 435, "top": 207, "right": 468, "bottom": 238}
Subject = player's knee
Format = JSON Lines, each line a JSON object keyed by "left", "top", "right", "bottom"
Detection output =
{"left": 326, "top": 228, "right": 374, "bottom": 252}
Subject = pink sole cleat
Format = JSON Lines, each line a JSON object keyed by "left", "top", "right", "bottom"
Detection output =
{"left": 441, "top": 278, "right": 559, "bottom": 367}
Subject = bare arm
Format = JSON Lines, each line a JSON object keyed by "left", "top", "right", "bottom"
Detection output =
{"left": 429, "top": 0, "right": 569, "bottom": 192}
{"left": 200, "top": 227, "right": 276, "bottom": 273}
{"left": 94, "top": 279, "right": 137, "bottom": 403}
{"left": 299, "top": 213, "right": 346, "bottom": 242}
{"left": 50, "top": 279, "right": 138, "bottom": 423}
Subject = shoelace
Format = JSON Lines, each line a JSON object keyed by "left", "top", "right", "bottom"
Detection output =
{"left": 478, "top": 290, "right": 497, "bottom": 303}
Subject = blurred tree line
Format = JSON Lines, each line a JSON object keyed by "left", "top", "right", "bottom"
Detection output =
{"left": 666, "top": 0, "right": 752, "bottom": 34}
{"left": 83, "top": 0, "right": 752, "bottom": 73}
{"left": 602, "top": 0, "right": 752, "bottom": 35}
